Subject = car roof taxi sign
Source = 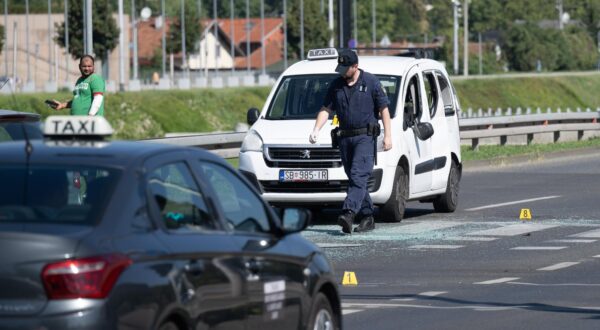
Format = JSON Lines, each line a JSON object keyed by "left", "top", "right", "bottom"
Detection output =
{"left": 307, "top": 48, "right": 338, "bottom": 60}
{"left": 44, "top": 116, "right": 114, "bottom": 139}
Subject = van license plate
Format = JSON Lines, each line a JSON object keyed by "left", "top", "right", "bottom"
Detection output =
{"left": 279, "top": 170, "right": 328, "bottom": 182}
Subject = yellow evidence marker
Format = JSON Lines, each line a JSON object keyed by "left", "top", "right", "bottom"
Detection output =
{"left": 342, "top": 271, "right": 358, "bottom": 286}
{"left": 332, "top": 115, "right": 339, "bottom": 126}
{"left": 519, "top": 208, "right": 532, "bottom": 220}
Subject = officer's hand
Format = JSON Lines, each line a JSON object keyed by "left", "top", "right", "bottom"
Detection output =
{"left": 309, "top": 130, "right": 319, "bottom": 144}
{"left": 54, "top": 101, "right": 66, "bottom": 110}
{"left": 383, "top": 136, "right": 392, "bottom": 151}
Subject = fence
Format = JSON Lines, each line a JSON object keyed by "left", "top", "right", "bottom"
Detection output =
{"left": 142, "top": 108, "right": 600, "bottom": 155}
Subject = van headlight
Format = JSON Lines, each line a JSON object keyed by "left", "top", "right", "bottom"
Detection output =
{"left": 241, "top": 130, "right": 263, "bottom": 152}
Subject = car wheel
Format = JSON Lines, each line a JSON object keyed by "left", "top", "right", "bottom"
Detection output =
{"left": 308, "top": 293, "right": 338, "bottom": 330}
{"left": 380, "top": 165, "right": 408, "bottom": 222}
{"left": 433, "top": 161, "right": 460, "bottom": 212}
{"left": 158, "top": 321, "right": 179, "bottom": 330}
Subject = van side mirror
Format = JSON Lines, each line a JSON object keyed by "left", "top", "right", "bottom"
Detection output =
{"left": 413, "top": 122, "right": 434, "bottom": 140}
{"left": 247, "top": 108, "right": 260, "bottom": 126}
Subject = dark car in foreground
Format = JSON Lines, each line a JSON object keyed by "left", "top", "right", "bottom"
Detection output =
{"left": 0, "top": 109, "right": 43, "bottom": 142}
{"left": 0, "top": 116, "right": 341, "bottom": 330}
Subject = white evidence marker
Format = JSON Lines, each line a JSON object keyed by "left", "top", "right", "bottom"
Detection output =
{"left": 537, "top": 262, "right": 580, "bottom": 271}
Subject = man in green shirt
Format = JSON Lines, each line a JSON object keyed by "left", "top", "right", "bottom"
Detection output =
{"left": 53, "top": 55, "right": 105, "bottom": 116}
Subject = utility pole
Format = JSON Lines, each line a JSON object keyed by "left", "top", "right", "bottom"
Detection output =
{"left": 3, "top": 0, "right": 7, "bottom": 76}
{"left": 260, "top": 0, "right": 265, "bottom": 75}
{"left": 463, "top": 0, "right": 469, "bottom": 77}
{"left": 372, "top": 0, "right": 376, "bottom": 54}
{"left": 85, "top": 0, "right": 93, "bottom": 55}
{"left": 213, "top": 0, "right": 218, "bottom": 77}
{"left": 328, "top": 0, "right": 334, "bottom": 47}
{"left": 181, "top": 0, "right": 188, "bottom": 79}
{"left": 118, "top": 0, "right": 125, "bottom": 91}
{"left": 246, "top": 0, "right": 250, "bottom": 72}
{"left": 230, "top": 0, "right": 235, "bottom": 74}
{"left": 556, "top": 0, "right": 564, "bottom": 30}
{"left": 64, "top": 0, "right": 69, "bottom": 83}
{"left": 453, "top": 0, "right": 459, "bottom": 75}
{"left": 353, "top": 0, "right": 357, "bottom": 47}
{"left": 132, "top": 0, "right": 138, "bottom": 80}
{"left": 300, "top": 0, "right": 304, "bottom": 60}
{"left": 48, "top": 0, "right": 54, "bottom": 83}
{"left": 161, "top": 0, "right": 166, "bottom": 78}
{"left": 25, "top": 0, "right": 31, "bottom": 83}
{"left": 283, "top": 0, "right": 288, "bottom": 70}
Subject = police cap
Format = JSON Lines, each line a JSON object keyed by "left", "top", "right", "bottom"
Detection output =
{"left": 335, "top": 49, "right": 358, "bottom": 75}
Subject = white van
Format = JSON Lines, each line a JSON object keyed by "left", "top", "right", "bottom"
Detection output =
{"left": 239, "top": 48, "right": 462, "bottom": 222}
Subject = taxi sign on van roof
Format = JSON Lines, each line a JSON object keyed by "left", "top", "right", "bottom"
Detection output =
{"left": 44, "top": 116, "right": 113, "bottom": 138}
{"left": 307, "top": 48, "right": 338, "bottom": 60}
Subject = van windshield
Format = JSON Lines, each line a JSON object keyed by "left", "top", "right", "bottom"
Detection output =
{"left": 265, "top": 74, "right": 401, "bottom": 120}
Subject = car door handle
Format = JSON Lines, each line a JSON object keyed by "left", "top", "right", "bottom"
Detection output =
{"left": 184, "top": 260, "right": 205, "bottom": 275}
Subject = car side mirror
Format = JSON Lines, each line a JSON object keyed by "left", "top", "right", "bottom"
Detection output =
{"left": 281, "top": 208, "right": 311, "bottom": 234}
{"left": 247, "top": 107, "right": 260, "bottom": 126}
{"left": 414, "top": 122, "right": 434, "bottom": 140}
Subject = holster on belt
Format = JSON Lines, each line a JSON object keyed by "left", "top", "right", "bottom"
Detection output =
{"left": 367, "top": 122, "right": 381, "bottom": 165}
{"left": 330, "top": 127, "right": 340, "bottom": 149}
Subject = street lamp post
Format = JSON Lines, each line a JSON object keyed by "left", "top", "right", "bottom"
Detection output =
{"left": 118, "top": 0, "right": 125, "bottom": 91}
{"left": 283, "top": 0, "right": 288, "bottom": 70}
{"left": 161, "top": 0, "right": 166, "bottom": 79}
{"left": 64, "top": 0, "right": 69, "bottom": 85}
{"left": 85, "top": 0, "right": 93, "bottom": 55}
{"left": 372, "top": 0, "right": 376, "bottom": 54}
{"left": 181, "top": 0, "right": 188, "bottom": 81}
{"left": 463, "top": 0, "right": 469, "bottom": 77}
{"left": 300, "top": 0, "right": 304, "bottom": 60}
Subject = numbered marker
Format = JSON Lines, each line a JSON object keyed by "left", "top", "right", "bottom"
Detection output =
{"left": 342, "top": 271, "right": 358, "bottom": 286}
{"left": 519, "top": 208, "right": 532, "bottom": 220}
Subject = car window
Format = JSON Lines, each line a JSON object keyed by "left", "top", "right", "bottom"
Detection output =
{"left": 435, "top": 72, "right": 455, "bottom": 116}
{"left": 198, "top": 161, "right": 271, "bottom": 234}
{"left": 403, "top": 74, "right": 423, "bottom": 130}
{"left": 424, "top": 72, "right": 439, "bottom": 118}
{"left": 0, "top": 165, "right": 119, "bottom": 225}
{"left": 148, "top": 162, "right": 217, "bottom": 232}
{"left": 0, "top": 122, "right": 44, "bottom": 142}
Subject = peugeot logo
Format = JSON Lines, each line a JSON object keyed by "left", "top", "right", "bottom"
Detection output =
{"left": 300, "top": 149, "right": 311, "bottom": 159}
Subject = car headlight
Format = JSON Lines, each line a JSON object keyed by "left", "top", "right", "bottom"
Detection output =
{"left": 241, "top": 130, "right": 263, "bottom": 152}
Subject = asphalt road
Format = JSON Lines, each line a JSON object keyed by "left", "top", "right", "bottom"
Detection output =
{"left": 302, "top": 149, "right": 600, "bottom": 330}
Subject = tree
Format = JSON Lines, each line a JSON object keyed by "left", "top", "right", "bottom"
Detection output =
{"left": 55, "top": 0, "right": 119, "bottom": 66}
{"left": 0, "top": 25, "right": 4, "bottom": 56}
{"left": 286, "top": 0, "right": 330, "bottom": 60}
{"left": 166, "top": 1, "right": 201, "bottom": 58}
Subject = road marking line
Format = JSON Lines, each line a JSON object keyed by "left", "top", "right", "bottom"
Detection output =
{"left": 443, "top": 236, "right": 498, "bottom": 241}
{"left": 511, "top": 246, "right": 568, "bottom": 251}
{"left": 547, "top": 239, "right": 597, "bottom": 243}
{"left": 316, "top": 243, "right": 363, "bottom": 248}
{"left": 474, "top": 277, "right": 520, "bottom": 285}
{"left": 408, "top": 245, "right": 464, "bottom": 249}
{"left": 418, "top": 291, "right": 447, "bottom": 297}
{"left": 570, "top": 228, "right": 600, "bottom": 238}
{"left": 509, "top": 282, "right": 600, "bottom": 287}
{"left": 537, "top": 262, "right": 580, "bottom": 271}
{"left": 390, "top": 291, "right": 447, "bottom": 302}
{"left": 391, "top": 221, "right": 464, "bottom": 234}
{"left": 465, "top": 195, "right": 561, "bottom": 211}
{"left": 594, "top": 255, "right": 600, "bottom": 258}
{"left": 342, "top": 309, "right": 362, "bottom": 315}
{"left": 467, "top": 224, "right": 557, "bottom": 237}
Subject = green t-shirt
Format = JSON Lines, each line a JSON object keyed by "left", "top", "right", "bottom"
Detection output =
{"left": 71, "top": 74, "right": 105, "bottom": 116}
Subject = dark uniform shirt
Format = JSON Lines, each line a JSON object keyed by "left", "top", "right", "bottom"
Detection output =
{"left": 323, "top": 69, "right": 389, "bottom": 130}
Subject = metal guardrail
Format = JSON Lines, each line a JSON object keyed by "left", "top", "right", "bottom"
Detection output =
{"left": 141, "top": 110, "right": 600, "bottom": 155}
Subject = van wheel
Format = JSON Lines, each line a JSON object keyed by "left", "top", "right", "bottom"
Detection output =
{"left": 308, "top": 293, "right": 339, "bottom": 330}
{"left": 433, "top": 161, "right": 460, "bottom": 212}
{"left": 380, "top": 166, "right": 408, "bottom": 222}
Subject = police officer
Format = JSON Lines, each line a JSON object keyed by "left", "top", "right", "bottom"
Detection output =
{"left": 309, "top": 49, "right": 392, "bottom": 234}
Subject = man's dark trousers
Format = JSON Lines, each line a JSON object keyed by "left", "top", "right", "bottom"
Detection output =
{"left": 339, "top": 134, "right": 374, "bottom": 217}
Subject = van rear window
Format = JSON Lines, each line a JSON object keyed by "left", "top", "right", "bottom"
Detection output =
{"left": 0, "top": 165, "right": 120, "bottom": 225}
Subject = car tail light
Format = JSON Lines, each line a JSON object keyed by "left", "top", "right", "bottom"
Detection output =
{"left": 42, "top": 254, "right": 132, "bottom": 299}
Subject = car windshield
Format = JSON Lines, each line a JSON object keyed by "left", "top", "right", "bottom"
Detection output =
{"left": 265, "top": 74, "right": 401, "bottom": 120}
{"left": 0, "top": 165, "right": 120, "bottom": 225}
{"left": 0, "top": 122, "right": 43, "bottom": 142}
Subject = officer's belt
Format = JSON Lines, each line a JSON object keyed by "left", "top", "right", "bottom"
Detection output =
{"left": 338, "top": 127, "right": 369, "bottom": 137}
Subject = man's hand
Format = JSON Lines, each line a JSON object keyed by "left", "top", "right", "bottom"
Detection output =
{"left": 383, "top": 135, "right": 392, "bottom": 151}
{"left": 309, "top": 130, "right": 319, "bottom": 144}
{"left": 54, "top": 101, "right": 67, "bottom": 110}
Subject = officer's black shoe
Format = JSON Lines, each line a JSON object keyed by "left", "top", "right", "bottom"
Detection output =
{"left": 337, "top": 210, "right": 355, "bottom": 234}
{"left": 353, "top": 215, "right": 375, "bottom": 233}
